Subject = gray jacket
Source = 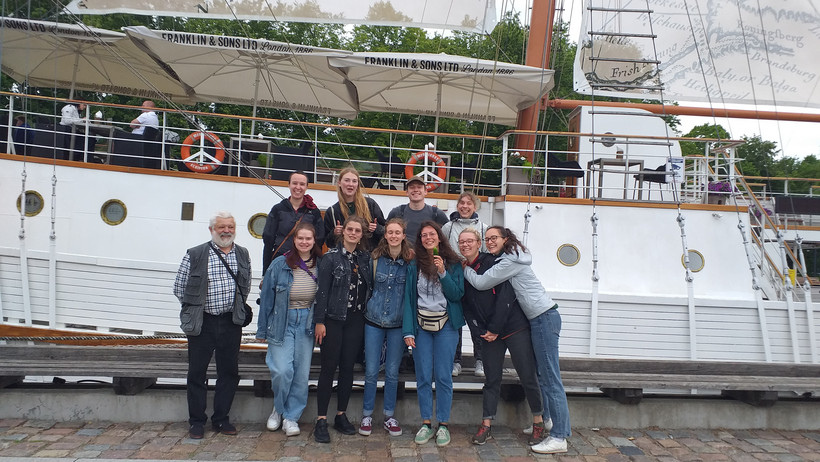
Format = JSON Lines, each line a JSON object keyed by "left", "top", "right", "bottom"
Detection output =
{"left": 462, "top": 250, "right": 555, "bottom": 320}
{"left": 179, "top": 242, "right": 251, "bottom": 335}
{"left": 441, "top": 213, "right": 487, "bottom": 258}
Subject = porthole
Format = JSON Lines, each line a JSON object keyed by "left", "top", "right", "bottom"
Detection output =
{"left": 248, "top": 213, "right": 267, "bottom": 239}
{"left": 16, "top": 190, "right": 44, "bottom": 217}
{"left": 101, "top": 199, "right": 127, "bottom": 226}
{"left": 682, "top": 249, "right": 705, "bottom": 272}
{"left": 557, "top": 244, "right": 580, "bottom": 267}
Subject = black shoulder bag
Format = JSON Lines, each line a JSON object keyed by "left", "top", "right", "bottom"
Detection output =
{"left": 211, "top": 244, "right": 253, "bottom": 327}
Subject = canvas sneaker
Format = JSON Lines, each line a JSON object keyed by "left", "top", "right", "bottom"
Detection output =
{"left": 523, "top": 417, "right": 552, "bottom": 435}
{"left": 474, "top": 359, "right": 485, "bottom": 377}
{"left": 283, "top": 419, "right": 300, "bottom": 436}
{"left": 435, "top": 425, "right": 451, "bottom": 447}
{"left": 452, "top": 362, "right": 462, "bottom": 377}
{"left": 414, "top": 424, "right": 435, "bottom": 444}
{"left": 532, "top": 436, "right": 568, "bottom": 454}
{"left": 358, "top": 416, "right": 372, "bottom": 436}
{"left": 471, "top": 424, "right": 492, "bottom": 445}
{"left": 266, "top": 408, "right": 282, "bottom": 431}
{"left": 383, "top": 417, "right": 402, "bottom": 436}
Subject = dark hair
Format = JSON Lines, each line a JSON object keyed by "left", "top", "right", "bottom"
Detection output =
{"left": 284, "top": 223, "right": 321, "bottom": 269}
{"left": 288, "top": 171, "right": 309, "bottom": 184}
{"left": 341, "top": 215, "right": 369, "bottom": 251}
{"left": 372, "top": 218, "right": 414, "bottom": 261}
{"left": 414, "top": 221, "right": 460, "bottom": 279}
{"left": 14, "top": 115, "right": 25, "bottom": 124}
{"left": 487, "top": 226, "right": 527, "bottom": 256}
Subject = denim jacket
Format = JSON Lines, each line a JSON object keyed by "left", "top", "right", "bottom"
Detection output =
{"left": 364, "top": 256, "right": 408, "bottom": 328}
{"left": 314, "top": 246, "right": 373, "bottom": 323}
{"left": 256, "top": 255, "right": 317, "bottom": 345}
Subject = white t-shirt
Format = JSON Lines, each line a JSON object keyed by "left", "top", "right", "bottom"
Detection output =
{"left": 60, "top": 104, "right": 83, "bottom": 126}
{"left": 133, "top": 111, "right": 159, "bottom": 135}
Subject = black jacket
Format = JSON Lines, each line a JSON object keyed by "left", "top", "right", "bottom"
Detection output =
{"left": 261, "top": 198, "right": 325, "bottom": 273}
{"left": 314, "top": 245, "right": 373, "bottom": 323}
{"left": 322, "top": 197, "right": 385, "bottom": 250}
{"left": 462, "top": 252, "right": 529, "bottom": 337}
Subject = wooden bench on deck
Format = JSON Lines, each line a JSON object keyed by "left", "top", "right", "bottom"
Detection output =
{"left": 1, "top": 344, "right": 817, "bottom": 407}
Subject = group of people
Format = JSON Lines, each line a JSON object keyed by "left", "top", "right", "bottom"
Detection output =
{"left": 173, "top": 167, "right": 571, "bottom": 454}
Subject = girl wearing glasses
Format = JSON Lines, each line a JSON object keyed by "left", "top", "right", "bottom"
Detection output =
{"left": 358, "top": 218, "right": 414, "bottom": 438}
{"left": 402, "top": 221, "right": 464, "bottom": 448}
{"left": 457, "top": 228, "right": 545, "bottom": 446}
{"left": 462, "top": 226, "right": 571, "bottom": 455}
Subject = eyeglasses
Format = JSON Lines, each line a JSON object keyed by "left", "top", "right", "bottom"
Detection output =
{"left": 484, "top": 235, "right": 501, "bottom": 243}
{"left": 457, "top": 238, "right": 478, "bottom": 245}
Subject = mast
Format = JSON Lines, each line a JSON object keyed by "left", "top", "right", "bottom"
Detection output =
{"left": 514, "top": 0, "right": 556, "bottom": 160}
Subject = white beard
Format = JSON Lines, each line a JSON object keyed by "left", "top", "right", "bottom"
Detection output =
{"left": 211, "top": 230, "right": 235, "bottom": 249}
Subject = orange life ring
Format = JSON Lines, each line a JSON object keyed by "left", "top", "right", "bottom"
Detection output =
{"left": 405, "top": 151, "right": 447, "bottom": 192}
{"left": 180, "top": 131, "right": 225, "bottom": 174}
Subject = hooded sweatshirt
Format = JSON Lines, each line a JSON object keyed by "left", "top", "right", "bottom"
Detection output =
{"left": 462, "top": 250, "right": 556, "bottom": 320}
{"left": 441, "top": 211, "right": 488, "bottom": 258}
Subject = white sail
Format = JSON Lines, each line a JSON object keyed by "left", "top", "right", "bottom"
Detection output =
{"left": 64, "top": 0, "right": 498, "bottom": 33}
{"left": 574, "top": 0, "right": 820, "bottom": 109}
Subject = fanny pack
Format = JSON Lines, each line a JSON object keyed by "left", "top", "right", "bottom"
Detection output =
{"left": 417, "top": 309, "right": 449, "bottom": 332}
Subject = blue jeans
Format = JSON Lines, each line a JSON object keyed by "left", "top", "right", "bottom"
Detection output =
{"left": 413, "top": 320, "right": 459, "bottom": 423}
{"left": 362, "top": 324, "right": 405, "bottom": 418}
{"left": 265, "top": 308, "right": 314, "bottom": 421}
{"left": 530, "top": 308, "right": 571, "bottom": 438}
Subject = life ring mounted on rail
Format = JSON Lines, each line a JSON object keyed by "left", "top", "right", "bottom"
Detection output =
{"left": 405, "top": 150, "right": 447, "bottom": 192}
{"left": 180, "top": 131, "right": 225, "bottom": 174}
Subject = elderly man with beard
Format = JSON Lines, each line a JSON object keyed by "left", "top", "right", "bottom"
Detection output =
{"left": 173, "top": 211, "right": 251, "bottom": 439}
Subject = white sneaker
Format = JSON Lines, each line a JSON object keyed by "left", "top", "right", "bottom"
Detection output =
{"left": 282, "top": 419, "right": 300, "bottom": 436}
{"left": 532, "top": 436, "right": 567, "bottom": 454}
{"left": 452, "top": 362, "right": 462, "bottom": 377}
{"left": 474, "top": 360, "right": 485, "bottom": 377}
{"left": 523, "top": 418, "right": 552, "bottom": 435}
{"left": 266, "top": 408, "right": 282, "bottom": 431}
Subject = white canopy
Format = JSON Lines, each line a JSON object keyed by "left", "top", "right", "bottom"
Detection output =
{"left": 123, "top": 26, "right": 359, "bottom": 119}
{"left": 0, "top": 17, "right": 193, "bottom": 102}
{"left": 329, "top": 52, "right": 554, "bottom": 125}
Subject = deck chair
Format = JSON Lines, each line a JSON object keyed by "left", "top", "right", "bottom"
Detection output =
{"left": 375, "top": 148, "right": 405, "bottom": 179}
{"left": 634, "top": 164, "right": 668, "bottom": 200}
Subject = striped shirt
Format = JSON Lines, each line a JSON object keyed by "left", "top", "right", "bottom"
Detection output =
{"left": 289, "top": 265, "right": 318, "bottom": 310}
{"left": 173, "top": 245, "right": 238, "bottom": 315}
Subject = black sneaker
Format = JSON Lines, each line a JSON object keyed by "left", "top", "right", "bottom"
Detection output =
{"left": 334, "top": 413, "right": 356, "bottom": 435}
{"left": 314, "top": 418, "right": 331, "bottom": 443}
{"left": 189, "top": 423, "right": 204, "bottom": 439}
{"left": 212, "top": 421, "right": 237, "bottom": 435}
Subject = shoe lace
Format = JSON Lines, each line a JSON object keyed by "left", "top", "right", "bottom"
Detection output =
{"left": 362, "top": 416, "right": 372, "bottom": 426}
{"left": 385, "top": 417, "right": 398, "bottom": 428}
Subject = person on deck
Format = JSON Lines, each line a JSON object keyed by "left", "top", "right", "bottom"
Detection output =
{"left": 59, "top": 101, "right": 95, "bottom": 160}
{"left": 257, "top": 222, "right": 322, "bottom": 437}
{"left": 402, "top": 221, "right": 464, "bottom": 448}
{"left": 323, "top": 166, "right": 385, "bottom": 250}
{"left": 386, "top": 174, "right": 448, "bottom": 245}
{"left": 173, "top": 211, "right": 251, "bottom": 440}
{"left": 458, "top": 228, "right": 545, "bottom": 446}
{"left": 442, "top": 191, "right": 488, "bottom": 378}
{"left": 261, "top": 171, "right": 325, "bottom": 274}
{"left": 130, "top": 100, "right": 159, "bottom": 135}
{"left": 462, "top": 226, "right": 572, "bottom": 454}
{"left": 358, "top": 218, "right": 414, "bottom": 438}
{"left": 313, "top": 215, "right": 373, "bottom": 443}
{"left": 12, "top": 115, "right": 34, "bottom": 155}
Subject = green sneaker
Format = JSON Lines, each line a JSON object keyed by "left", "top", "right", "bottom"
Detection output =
{"left": 435, "top": 425, "right": 451, "bottom": 447}
{"left": 414, "top": 424, "right": 434, "bottom": 444}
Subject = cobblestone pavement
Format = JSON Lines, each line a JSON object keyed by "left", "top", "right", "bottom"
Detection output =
{"left": 1, "top": 419, "right": 820, "bottom": 461}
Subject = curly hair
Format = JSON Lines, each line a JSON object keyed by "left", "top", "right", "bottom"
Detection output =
{"left": 486, "top": 225, "right": 527, "bottom": 256}
{"left": 414, "top": 221, "right": 460, "bottom": 279}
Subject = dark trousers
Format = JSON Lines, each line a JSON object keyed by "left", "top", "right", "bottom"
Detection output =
{"left": 455, "top": 326, "right": 483, "bottom": 364}
{"left": 316, "top": 311, "right": 365, "bottom": 416}
{"left": 187, "top": 312, "right": 241, "bottom": 426}
{"left": 481, "top": 328, "right": 543, "bottom": 419}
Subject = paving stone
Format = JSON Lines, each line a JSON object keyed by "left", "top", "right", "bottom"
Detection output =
{"left": 0, "top": 433, "right": 27, "bottom": 441}
{"left": 76, "top": 428, "right": 104, "bottom": 436}
{"left": 617, "top": 445, "right": 645, "bottom": 456}
{"left": 646, "top": 431, "right": 670, "bottom": 440}
{"left": 608, "top": 437, "right": 637, "bottom": 447}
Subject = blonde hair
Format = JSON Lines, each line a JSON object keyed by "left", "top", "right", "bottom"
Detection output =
{"left": 336, "top": 167, "right": 373, "bottom": 223}
{"left": 458, "top": 192, "right": 481, "bottom": 211}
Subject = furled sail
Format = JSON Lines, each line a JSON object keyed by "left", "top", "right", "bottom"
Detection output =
{"left": 65, "top": 0, "right": 498, "bottom": 33}
{"left": 574, "top": 0, "right": 820, "bottom": 109}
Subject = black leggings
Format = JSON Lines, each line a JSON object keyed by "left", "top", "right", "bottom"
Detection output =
{"left": 316, "top": 311, "right": 365, "bottom": 416}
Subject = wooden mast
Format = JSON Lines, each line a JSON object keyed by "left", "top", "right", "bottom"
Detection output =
{"left": 514, "top": 0, "right": 556, "bottom": 160}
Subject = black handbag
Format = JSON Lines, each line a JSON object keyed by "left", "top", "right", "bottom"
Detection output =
{"left": 211, "top": 244, "right": 253, "bottom": 327}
